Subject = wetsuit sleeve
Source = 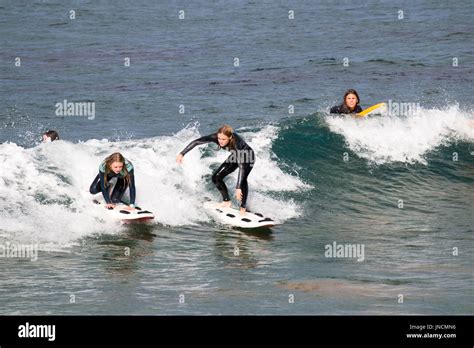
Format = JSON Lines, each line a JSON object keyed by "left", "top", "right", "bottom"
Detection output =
{"left": 236, "top": 166, "right": 245, "bottom": 189}
{"left": 234, "top": 133, "right": 253, "bottom": 189}
{"left": 330, "top": 105, "right": 341, "bottom": 114}
{"left": 354, "top": 105, "right": 363, "bottom": 113}
{"left": 128, "top": 170, "right": 136, "bottom": 205}
{"left": 99, "top": 171, "right": 111, "bottom": 204}
{"left": 235, "top": 159, "right": 253, "bottom": 189}
{"left": 180, "top": 133, "right": 218, "bottom": 156}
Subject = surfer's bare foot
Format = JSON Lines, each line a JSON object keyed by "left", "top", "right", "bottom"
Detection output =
{"left": 240, "top": 207, "right": 246, "bottom": 215}
{"left": 220, "top": 201, "right": 231, "bottom": 208}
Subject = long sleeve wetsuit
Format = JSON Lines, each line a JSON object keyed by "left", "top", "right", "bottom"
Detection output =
{"left": 89, "top": 167, "right": 136, "bottom": 205}
{"left": 330, "top": 104, "right": 363, "bottom": 114}
{"left": 180, "top": 132, "right": 255, "bottom": 208}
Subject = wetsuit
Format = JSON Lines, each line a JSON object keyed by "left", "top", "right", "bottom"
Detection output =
{"left": 180, "top": 133, "right": 255, "bottom": 208}
{"left": 330, "top": 104, "right": 362, "bottom": 114}
{"left": 89, "top": 160, "right": 136, "bottom": 205}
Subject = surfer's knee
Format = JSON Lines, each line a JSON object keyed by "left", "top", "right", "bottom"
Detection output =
{"left": 89, "top": 184, "right": 99, "bottom": 194}
{"left": 211, "top": 172, "right": 221, "bottom": 184}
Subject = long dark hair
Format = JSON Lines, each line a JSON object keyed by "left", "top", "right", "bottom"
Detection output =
{"left": 217, "top": 124, "right": 236, "bottom": 150}
{"left": 343, "top": 89, "right": 360, "bottom": 110}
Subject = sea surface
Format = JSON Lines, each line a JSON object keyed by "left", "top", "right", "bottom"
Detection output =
{"left": 0, "top": 0, "right": 473, "bottom": 314}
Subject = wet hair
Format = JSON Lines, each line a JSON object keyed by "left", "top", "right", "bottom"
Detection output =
{"left": 217, "top": 124, "right": 236, "bottom": 150}
{"left": 43, "top": 130, "right": 59, "bottom": 141}
{"left": 103, "top": 152, "right": 131, "bottom": 187}
{"left": 343, "top": 89, "right": 360, "bottom": 110}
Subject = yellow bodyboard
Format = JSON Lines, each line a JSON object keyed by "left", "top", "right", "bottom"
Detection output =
{"left": 356, "top": 102, "right": 386, "bottom": 117}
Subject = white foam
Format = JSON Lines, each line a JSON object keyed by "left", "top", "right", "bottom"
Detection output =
{"left": 0, "top": 125, "right": 307, "bottom": 248}
{"left": 172, "top": 124, "right": 308, "bottom": 221}
{"left": 325, "top": 105, "right": 474, "bottom": 164}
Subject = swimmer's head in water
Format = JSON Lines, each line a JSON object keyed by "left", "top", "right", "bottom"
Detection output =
{"left": 343, "top": 89, "right": 360, "bottom": 111}
{"left": 217, "top": 124, "right": 236, "bottom": 149}
{"left": 42, "top": 130, "right": 59, "bottom": 143}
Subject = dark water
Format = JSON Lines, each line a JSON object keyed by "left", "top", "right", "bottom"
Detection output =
{"left": 0, "top": 1, "right": 473, "bottom": 315}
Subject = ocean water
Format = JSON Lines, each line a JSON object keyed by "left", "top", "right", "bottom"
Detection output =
{"left": 0, "top": 0, "right": 473, "bottom": 315}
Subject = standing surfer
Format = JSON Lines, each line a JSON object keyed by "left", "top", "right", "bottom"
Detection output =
{"left": 176, "top": 125, "right": 255, "bottom": 215}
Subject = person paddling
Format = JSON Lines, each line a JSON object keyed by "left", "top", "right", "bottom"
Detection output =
{"left": 330, "top": 89, "right": 363, "bottom": 114}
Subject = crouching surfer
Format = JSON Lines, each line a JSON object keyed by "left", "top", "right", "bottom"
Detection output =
{"left": 89, "top": 152, "right": 136, "bottom": 210}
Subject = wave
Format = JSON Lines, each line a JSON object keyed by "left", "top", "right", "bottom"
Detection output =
{"left": 324, "top": 104, "right": 474, "bottom": 164}
{"left": 1, "top": 104, "right": 472, "bottom": 249}
{"left": 0, "top": 125, "right": 308, "bottom": 248}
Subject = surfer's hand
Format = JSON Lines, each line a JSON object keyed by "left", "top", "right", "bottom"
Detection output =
{"left": 105, "top": 203, "right": 116, "bottom": 209}
{"left": 235, "top": 189, "right": 242, "bottom": 201}
{"left": 123, "top": 206, "right": 135, "bottom": 211}
{"left": 176, "top": 153, "right": 184, "bottom": 164}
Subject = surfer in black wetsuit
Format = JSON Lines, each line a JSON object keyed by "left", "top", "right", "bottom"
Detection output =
{"left": 330, "top": 89, "right": 363, "bottom": 114}
{"left": 176, "top": 125, "right": 255, "bottom": 214}
{"left": 89, "top": 152, "right": 136, "bottom": 210}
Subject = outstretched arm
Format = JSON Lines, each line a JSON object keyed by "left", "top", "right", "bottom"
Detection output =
{"left": 179, "top": 133, "right": 218, "bottom": 156}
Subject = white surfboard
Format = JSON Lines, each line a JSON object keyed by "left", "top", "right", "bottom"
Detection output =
{"left": 203, "top": 201, "right": 275, "bottom": 228}
{"left": 93, "top": 200, "right": 154, "bottom": 223}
